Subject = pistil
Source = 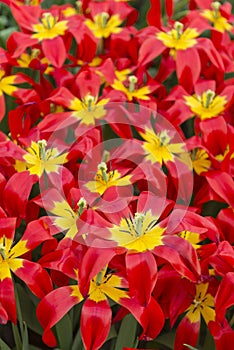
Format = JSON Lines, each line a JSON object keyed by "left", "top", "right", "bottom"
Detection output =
{"left": 128, "top": 75, "right": 138, "bottom": 93}
{"left": 211, "top": 1, "right": 221, "bottom": 19}
{"left": 38, "top": 139, "right": 47, "bottom": 161}
{"left": 98, "top": 162, "right": 108, "bottom": 183}
{"left": 204, "top": 89, "right": 215, "bottom": 108}
{"left": 100, "top": 12, "right": 110, "bottom": 28}
{"left": 75, "top": 1, "right": 83, "bottom": 14}
{"left": 77, "top": 197, "right": 87, "bottom": 216}
{"left": 0, "top": 243, "right": 6, "bottom": 260}
{"left": 174, "top": 21, "right": 184, "bottom": 39}
{"left": 42, "top": 13, "right": 55, "bottom": 29}
{"left": 85, "top": 95, "right": 95, "bottom": 111}
{"left": 134, "top": 213, "right": 145, "bottom": 236}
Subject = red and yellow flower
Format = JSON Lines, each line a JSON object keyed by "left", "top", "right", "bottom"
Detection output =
{"left": 139, "top": 18, "right": 224, "bottom": 90}
{"left": 0, "top": 68, "right": 26, "bottom": 121}
{"left": 202, "top": 1, "right": 233, "bottom": 33}
{"left": 175, "top": 282, "right": 216, "bottom": 350}
{"left": 0, "top": 218, "right": 53, "bottom": 324}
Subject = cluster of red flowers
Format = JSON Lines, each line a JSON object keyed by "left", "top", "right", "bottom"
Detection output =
{"left": 0, "top": 0, "right": 234, "bottom": 349}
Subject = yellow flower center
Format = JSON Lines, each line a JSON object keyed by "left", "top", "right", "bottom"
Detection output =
{"left": 186, "top": 283, "right": 215, "bottom": 325}
{"left": 184, "top": 89, "right": 227, "bottom": 120}
{"left": 69, "top": 94, "right": 109, "bottom": 125}
{"left": 110, "top": 211, "right": 165, "bottom": 253}
{"left": 178, "top": 230, "right": 201, "bottom": 249}
{"left": 15, "top": 140, "right": 68, "bottom": 177}
{"left": 51, "top": 197, "right": 86, "bottom": 239}
{"left": 24, "top": 0, "right": 40, "bottom": 5}
{"left": 202, "top": 2, "right": 232, "bottom": 33}
{"left": 88, "top": 267, "right": 129, "bottom": 303}
{"left": 191, "top": 149, "right": 211, "bottom": 175}
{"left": 111, "top": 75, "right": 151, "bottom": 101}
{"left": 157, "top": 21, "right": 199, "bottom": 56}
{"left": 0, "top": 236, "right": 28, "bottom": 280}
{"left": 17, "top": 49, "right": 40, "bottom": 68}
{"left": 0, "top": 69, "right": 18, "bottom": 96}
{"left": 32, "top": 13, "right": 68, "bottom": 41}
{"left": 85, "top": 12, "right": 123, "bottom": 38}
{"left": 140, "top": 128, "right": 185, "bottom": 165}
{"left": 216, "top": 145, "right": 230, "bottom": 161}
{"left": 85, "top": 162, "right": 131, "bottom": 196}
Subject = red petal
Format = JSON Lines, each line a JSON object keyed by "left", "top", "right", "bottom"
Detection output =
{"left": 147, "top": 0, "right": 162, "bottom": 27}
{"left": 22, "top": 218, "right": 56, "bottom": 251}
{"left": 0, "top": 278, "right": 16, "bottom": 324}
{"left": 0, "top": 303, "right": 8, "bottom": 324}
{"left": 79, "top": 247, "right": 117, "bottom": 296}
{"left": 162, "top": 235, "right": 201, "bottom": 279}
{"left": 37, "top": 285, "right": 82, "bottom": 347}
{"left": 176, "top": 48, "right": 201, "bottom": 92}
{"left": 0, "top": 217, "right": 16, "bottom": 241}
{"left": 165, "top": 0, "right": 174, "bottom": 18}
{"left": 153, "top": 244, "right": 199, "bottom": 282}
{"left": 175, "top": 315, "right": 200, "bottom": 350}
{"left": 215, "top": 272, "right": 234, "bottom": 322}
{"left": 139, "top": 37, "right": 165, "bottom": 67}
{"left": 3, "top": 171, "right": 38, "bottom": 218}
{"left": 81, "top": 298, "right": 111, "bottom": 350}
{"left": 42, "top": 37, "right": 67, "bottom": 68}
{"left": 118, "top": 295, "right": 165, "bottom": 340}
{"left": 14, "top": 260, "right": 53, "bottom": 298}
{"left": 206, "top": 171, "right": 234, "bottom": 207}
{"left": 126, "top": 251, "right": 157, "bottom": 306}
{"left": 197, "top": 38, "right": 224, "bottom": 73}
{"left": 0, "top": 94, "right": 5, "bottom": 122}
{"left": 139, "top": 297, "right": 165, "bottom": 339}
{"left": 209, "top": 320, "right": 234, "bottom": 350}
{"left": 9, "top": 32, "right": 38, "bottom": 58}
{"left": 10, "top": 2, "right": 39, "bottom": 30}
{"left": 38, "top": 112, "right": 77, "bottom": 132}
{"left": 209, "top": 241, "right": 234, "bottom": 276}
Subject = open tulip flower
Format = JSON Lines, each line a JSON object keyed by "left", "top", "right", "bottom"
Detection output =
{"left": 0, "top": 217, "right": 53, "bottom": 324}
{"left": 0, "top": 0, "right": 234, "bottom": 349}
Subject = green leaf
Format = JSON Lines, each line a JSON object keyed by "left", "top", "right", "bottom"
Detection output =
{"left": 15, "top": 283, "right": 24, "bottom": 338}
{"left": 155, "top": 331, "right": 176, "bottom": 349}
{"left": 184, "top": 345, "right": 199, "bottom": 350}
{"left": 0, "top": 27, "right": 18, "bottom": 47}
{"left": 106, "top": 325, "right": 117, "bottom": 342}
{"left": 0, "top": 338, "right": 12, "bottom": 350}
{"left": 0, "top": 15, "right": 8, "bottom": 28}
{"left": 16, "top": 284, "right": 43, "bottom": 336}
{"left": 71, "top": 329, "right": 84, "bottom": 350}
{"left": 202, "top": 329, "right": 215, "bottom": 349}
{"left": 22, "top": 322, "right": 29, "bottom": 350}
{"left": 114, "top": 314, "right": 138, "bottom": 350}
{"left": 56, "top": 313, "right": 73, "bottom": 350}
{"left": 12, "top": 323, "right": 22, "bottom": 350}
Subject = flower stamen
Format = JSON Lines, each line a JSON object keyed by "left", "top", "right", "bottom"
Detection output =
{"left": 128, "top": 75, "right": 138, "bottom": 93}
{"left": 174, "top": 21, "right": 184, "bottom": 39}
{"left": 98, "top": 162, "right": 108, "bottom": 183}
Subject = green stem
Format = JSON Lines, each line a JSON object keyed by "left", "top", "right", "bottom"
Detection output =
{"left": 15, "top": 283, "right": 24, "bottom": 339}
{"left": 12, "top": 323, "right": 22, "bottom": 350}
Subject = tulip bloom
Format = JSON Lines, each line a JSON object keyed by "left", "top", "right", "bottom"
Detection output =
{"left": 39, "top": 72, "right": 109, "bottom": 136}
{"left": 166, "top": 80, "right": 233, "bottom": 126}
{"left": 175, "top": 282, "right": 216, "bottom": 350}
{"left": 201, "top": 1, "right": 233, "bottom": 33}
{"left": 37, "top": 248, "right": 158, "bottom": 350}
{"left": 0, "top": 218, "right": 53, "bottom": 324}
{"left": 139, "top": 19, "right": 224, "bottom": 90}
{"left": 0, "top": 68, "right": 26, "bottom": 121}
